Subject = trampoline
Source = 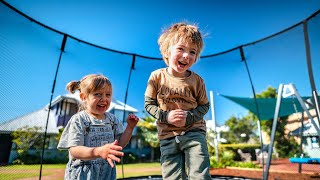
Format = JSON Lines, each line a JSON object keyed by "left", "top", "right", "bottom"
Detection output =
{"left": 118, "top": 175, "right": 259, "bottom": 180}
{"left": 289, "top": 157, "right": 320, "bottom": 164}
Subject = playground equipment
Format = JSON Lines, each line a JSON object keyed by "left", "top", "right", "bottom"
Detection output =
{"left": 289, "top": 157, "right": 320, "bottom": 164}
{"left": 263, "top": 83, "right": 320, "bottom": 180}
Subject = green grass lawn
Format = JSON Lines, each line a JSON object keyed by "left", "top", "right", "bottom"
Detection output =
{"left": 0, "top": 163, "right": 161, "bottom": 180}
{"left": 0, "top": 164, "right": 64, "bottom": 180}
{"left": 116, "top": 163, "right": 162, "bottom": 179}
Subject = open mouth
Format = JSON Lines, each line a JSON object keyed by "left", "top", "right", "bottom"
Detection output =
{"left": 97, "top": 104, "right": 107, "bottom": 110}
{"left": 178, "top": 61, "right": 187, "bottom": 68}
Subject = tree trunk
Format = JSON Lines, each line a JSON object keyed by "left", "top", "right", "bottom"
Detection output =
{"left": 151, "top": 147, "right": 155, "bottom": 162}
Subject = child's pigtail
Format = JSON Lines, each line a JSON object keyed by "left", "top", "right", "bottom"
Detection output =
{"left": 66, "top": 80, "right": 81, "bottom": 94}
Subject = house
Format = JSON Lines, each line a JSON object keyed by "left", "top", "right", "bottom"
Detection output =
{"left": 0, "top": 93, "right": 140, "bottom": 164}
{"left": 286, "top": 109, "right": 320, "bottom": 158}
{"left": 206, "top": 120, "right": 228, "bottom": 143}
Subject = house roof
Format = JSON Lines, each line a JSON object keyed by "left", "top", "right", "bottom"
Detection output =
{"left": 289, "top": 117, "right": 320, "bottom": 136}
{"left": 0, "top": 107, "right": 58, "bottom": 134}
{"left": 287, "top": 109, "right": 320, "bottom": 136}
{"left": 109, "top": 99, "right": 138, "bottom": 112}
{"left": 290, "top": 122, "right": 319, "bottom": 136}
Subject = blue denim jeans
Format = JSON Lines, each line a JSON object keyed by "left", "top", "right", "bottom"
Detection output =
{"left": 65, "top": 158, "right": 116, "bottom": 180}
{"left": 160, "top": 130, "right": 211, "bottom": 180}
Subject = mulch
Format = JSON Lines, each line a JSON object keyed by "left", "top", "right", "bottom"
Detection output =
{"left": 210, "top": 168, "right": 320, "bottom": 180}
{"left": 210, "top": 158, "right": 320, "bottom": 180}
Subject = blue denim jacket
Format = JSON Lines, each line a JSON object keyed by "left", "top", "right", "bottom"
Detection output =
{"left": 58, "top": 111, "right": 124, "bottom": 180}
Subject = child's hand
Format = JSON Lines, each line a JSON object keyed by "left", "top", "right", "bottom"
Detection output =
{"left": 126, "top": 113, "right": 139, "bottom": 129}
{"left": 167, "top": 109, "right": 187, "bottom": 127}
{"left": 95, "top": 140, "right": 124, "bottom": 168}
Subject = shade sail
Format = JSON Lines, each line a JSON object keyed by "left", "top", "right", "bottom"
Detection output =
{"left": 221, "top": 95, "right": 314, "bottom": 120}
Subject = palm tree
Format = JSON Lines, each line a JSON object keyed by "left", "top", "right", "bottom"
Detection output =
{"left": 137, "top": 115, "right": 159, "bottom": 161}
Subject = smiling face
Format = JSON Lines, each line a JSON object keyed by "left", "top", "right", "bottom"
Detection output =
{"left": 80, "top": 84, "right": 112, "bottom": 120}
{"left": 167, "top": 39, "right": 198, "bottom": 77}
{"left": 158, "top": 23, "right": 203, "bottom": 68}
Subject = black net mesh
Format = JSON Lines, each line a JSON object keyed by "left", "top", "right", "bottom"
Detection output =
{"left": 0, "top": 1, "right": 319, "bottom": 179}
{"left": 192, "top": 49, "right": 253, "bottom": 121}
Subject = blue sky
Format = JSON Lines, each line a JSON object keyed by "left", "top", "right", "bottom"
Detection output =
{"left": 4, "top": 0, "right": 320, "bottom": 56}
{"left": 1, "top": 0, "right": 320, "bottom": 125}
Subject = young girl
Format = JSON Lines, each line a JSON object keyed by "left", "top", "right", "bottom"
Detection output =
{"left": 58, "top": 74, "right": 139, "bottom": 180}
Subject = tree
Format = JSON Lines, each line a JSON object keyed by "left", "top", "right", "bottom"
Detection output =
{"left": 12, "top": 126, "right": 44, "bottom": 154}
{"left": 222, "top": 113, "right": 258, "bottom": 144}
{"left": 255, "top": 86, "right": 277, "bottom": 99}
{"left": 137, "top": 114, "right": 159, "bottom": 161}
{"left": 254, "top": 86, "right": 299, "bottom": 157}
{"left": 255, "top": 86, "right": 278, "bottom": 133}
{"left": 11, "top": 125, "right": 46, "bottom": 164}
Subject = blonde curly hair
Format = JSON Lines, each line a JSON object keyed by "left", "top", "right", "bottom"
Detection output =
{"left": 158, "top": 22, "right": 204, "bottom": 65}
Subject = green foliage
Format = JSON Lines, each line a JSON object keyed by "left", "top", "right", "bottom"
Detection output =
{"left": 255, "top": 86, "right": 299, "bottom": 158}
{"left": 255, "top": 86, "right": 277, "bottom": 98}
{"left": 210, "top": 150, "right": 236, "bottom": 168}
{"left": 55, "top": 127, "right": 64, "bottom": 142}
{"left": 210, "top": 145, "right": 260, "bottom": 169}
{"left": 11, "top": 126, "right": 45, "bottom": 155}
{"left": 276, "top": 135, "right": 299, "bottom": 157}
{"left": 122, "top": 153, "right": 137, "bottom": 164}
{"left": 137, "top": 115, "right": 159, "bottom": 148}
{"left": 12, "top": 153, "right": 40, "bottom": 165}
{"left": 260, "top": 120, "right": 272, "bottom": 132}
{"left": 137, "top": 114, "right": 160, "bottom": 162}
{"left": 11, "top": 125, "right": 67, "bottom": 164}
{"left": 11, "top": 150, "right": 69, "bottom": 165}
{"left": 220, "top": 144, "right": 259, "bottom": 160}
{"left": 222, "top": 114, "right": 258, "bottom": 144}
{"left": 232, "top": 161, "right": 260, "bottom": 168}
{"left": 219, "top": 143, "right": 260, "bottom": 149}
